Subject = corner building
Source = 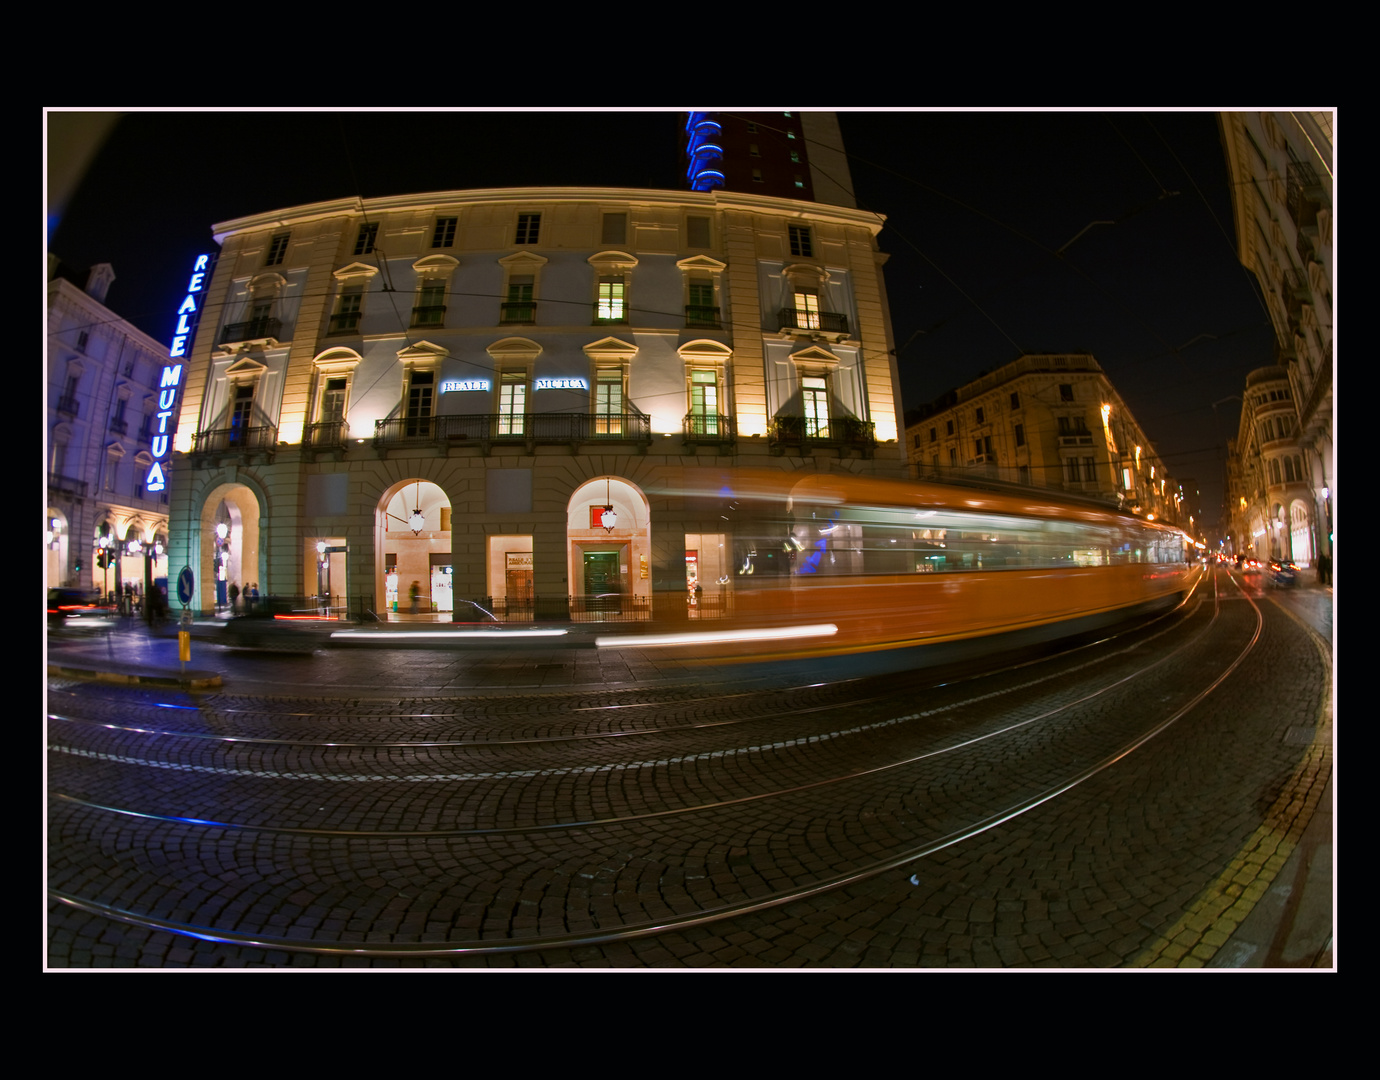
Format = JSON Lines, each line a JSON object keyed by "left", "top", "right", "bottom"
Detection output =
{"left": 166, "top": 186, "right": 905, "bottom": 619}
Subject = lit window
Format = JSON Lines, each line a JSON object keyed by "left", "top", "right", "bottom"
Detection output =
{"left": 689, "top": 369, "right": 719, "bottom": 435}
{"left": 597, "top": 278, "right": 627, "bottom": 322}
{"left": 497, "top": 371, "right": 526, "bottom": 435}
{"left": 802, "top": 375, "right": 829, "bottom": 437}
{"left": 595, "top": 366, "right": 624, "bottom": 435}
{"left": 793, "top": 289, "right": 820, "bottom": 330}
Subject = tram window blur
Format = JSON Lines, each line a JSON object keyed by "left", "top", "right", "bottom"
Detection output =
{"left": 731, "top": 501, "right": 1183, "bottom": 578}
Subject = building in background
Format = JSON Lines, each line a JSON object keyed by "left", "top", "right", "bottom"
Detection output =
{"left": 47, "top": 257, "right": 172, "bottom": 598}
{"left": 1225, "top": 365, "right": 1315, "bottom": 566}
{"left": 905, "top": 353, "right": 1193, "bottom": 532}
{"left": 165, "top": 185, "right": 906, "bottom": 618}
{"left": 683, "top": 111, "right": 856, "bottom": 208}
{"left": 1219, "top": 111, "right": 1333, "bottom": 571}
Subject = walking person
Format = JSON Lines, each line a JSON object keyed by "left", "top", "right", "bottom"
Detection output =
{"left": 228, "top": 581, "right": 240, "bottom": 615}
{"left": 409, "top": 580, "right": 420, "bottom": 615}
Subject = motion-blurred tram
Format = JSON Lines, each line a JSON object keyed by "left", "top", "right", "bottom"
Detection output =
{"left": 629, "top": 470, "right": 1200, "bottom": 667}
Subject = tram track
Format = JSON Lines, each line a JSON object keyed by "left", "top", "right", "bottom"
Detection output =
{"left": 47, "top": 571, "right": 1290, "bottom": 965}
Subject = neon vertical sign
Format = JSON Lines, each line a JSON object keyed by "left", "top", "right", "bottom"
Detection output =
{"left": 145, "top": 253, "right": 212, "bottom": 493}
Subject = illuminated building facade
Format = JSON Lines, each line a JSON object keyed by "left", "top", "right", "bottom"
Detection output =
{"left": 47, "top": 257, "right": 173, "bottom": 596}
{"left": 1225, "top": 366, "right": 1315, "bottom": 566}
{"left": 1219, "top": 111, "right": 1333, "bottom": 570}
{"left": 905, "top": 354, "right": 1192, "bottom": 530}
{"left": 165, "top": 186, "right": 905, "bottom": 617}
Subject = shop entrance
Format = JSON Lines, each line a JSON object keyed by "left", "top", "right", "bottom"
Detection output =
{"left": 583, "top": 550, "right": 622, "bottom": 612}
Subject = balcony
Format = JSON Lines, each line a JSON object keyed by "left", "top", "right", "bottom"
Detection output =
{"left": 302, "top": 419, "right": 350, "bottom": 451}
{"left": 48, "top": 473, "right": 88, "bottom": 499}
{"left": 109, "top": 418, "right": 128, "bottom": 435}
{"left": 777, "top": 308, "right": 849, "bottom": 336}
{"left": 56, "top": 394, "right": 80, "bottom": 417}
{"left": 374, "top": 412, "right": 653, "bottom": 452}
{"left": 683, "top": 411, "right": 736, "bottom": 447}
{"left": 411, "top": 305, "right": 446, "bottom": 328}
{"left": 1286, "top": 161, "right": 1328, "bottom": 230}
{"left": 768, "top": 414, "right": 875, "bottom": 455}
{"left": 1057, "top": 432, "right": 1095, "bottom": 448}
{"left": 192, "top": 424, "right": 279, "bottom": 456}
{"left": 221, "top": 316, "right": 283, "bottom": 346}
{"left": 685, "top": 304, "right": 721, "bottom": 328}
{"left": 500, "top": 302, "right": 537, "bottom": 325}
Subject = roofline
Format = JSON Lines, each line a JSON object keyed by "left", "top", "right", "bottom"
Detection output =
{"left": 212, "top": 186, "right": 886, "bottom": 245}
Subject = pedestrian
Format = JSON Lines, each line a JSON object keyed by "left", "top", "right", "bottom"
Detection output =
{"left": 409, "top": 580, "right": 420, "bottom": 615}
{"left": 249, "top": 583, "right": 259, "bottom": 612}
{"left": 228, "top": 581, "right": 240, "bottom": 615}
{"left": 1318, "top": 553, "right": 1330, "bottom": 585}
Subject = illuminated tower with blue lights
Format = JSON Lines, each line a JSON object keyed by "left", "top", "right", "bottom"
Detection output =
{"left": 682, "top": 111, "right": 856, "bottom": 208}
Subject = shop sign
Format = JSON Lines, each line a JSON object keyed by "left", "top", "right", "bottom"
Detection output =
{"left": 441, "top": 379, "right": 490, "bottom": 393}
{"left": 505, "top": 553, "right": 533, "bottom": 570}
{"left": 146, "top": 253, "right": 212, "bottom": 494}
{"left": 534, "top": 377, "right": 588, "bottom": 391}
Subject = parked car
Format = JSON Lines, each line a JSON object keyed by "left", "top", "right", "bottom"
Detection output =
{"left": 1269, "top": 560, "right": 1299, "bottom": 587}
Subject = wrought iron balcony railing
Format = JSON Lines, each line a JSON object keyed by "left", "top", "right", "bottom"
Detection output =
{"left": 685, "top": 304, "right": 720, "bottom": 327}
{"left": 221, "top": 316, "right": 283, "bottom": 345}
{"left": 411, "top": 305, "right": 446, "bottom": 328}
{"left": 192, "top": 424, "right": 279, "bottom": 454}
{"left": 500, "top": 302, "right": 537, "bottom": 324}
{"left": 777, "top": 308, "right": 849, "bottom": 335}
{"left": 768, "top": 414, "right": 875, "bottom": 451}
{"left": 56, "top": 394, "right": 80, "bottom": 417}
{"left": 328, "top": 311, "right": 361, "bottom": 335}
{"left": 302, "top": 419, "right": 350, "bottom": 449}
{"left": 374, "top": 412, "right": 652, "bottom": 449}
{"left": 683, "top": 411, "right": 736, "bottom": 443}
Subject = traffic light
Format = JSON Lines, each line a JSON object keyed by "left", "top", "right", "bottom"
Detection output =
{"left": 96, "top": 549, "right": 107, "bottom": 569}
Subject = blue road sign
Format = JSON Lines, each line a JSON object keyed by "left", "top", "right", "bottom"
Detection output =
{"left": 177, "top": 565, "right": 195, "bottom": 606}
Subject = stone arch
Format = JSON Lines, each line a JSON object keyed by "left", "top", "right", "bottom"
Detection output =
{"left": 194, "top": 477, "right": 267, "bottom": 614}
{"left": 566, "top": 475, "right": 651, "bottom": 609}
{"left": 375, "top": 477, "right": 454, "bottom": 620}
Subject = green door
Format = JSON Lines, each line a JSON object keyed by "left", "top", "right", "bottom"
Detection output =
{"left": 583, "top": 551, "right": 620, "bottom": 612}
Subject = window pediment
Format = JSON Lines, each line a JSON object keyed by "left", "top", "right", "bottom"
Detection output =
{"left": 487, "top": 337, "right": 543, "bottom": 364}
{"left": 313, "top": 346, "right": 364, "bottom": 373}
{"left": 333, "top": 262, "right": 380, "bottom": 283}
{"left": 588, "top": 250, "right": 639, "bottom": 274}
{"left": 583, "top": 336, "right": 638, "bottom": 364}
{"left": 248, "top": 271, "right": 287, "bottom": 294}
{"left": 398, "top": 340, "right": 450, "bottom": 366}
{"left": 412, "top": 254, "right": 459, "bottom": 275}
{"left": 676, "top": 255, "right": 727, "bottom": 274}
{"left": 498, "top": 250, "right": 549, "bottom": 271}
{"left": 678, "top": 339, "right": 733, "bottom": 364}
{"left": 788, "top": 344, "right": 841, "bottom": 368}
{"left": 225, "top": 355, "right": 268, "bottom": 381}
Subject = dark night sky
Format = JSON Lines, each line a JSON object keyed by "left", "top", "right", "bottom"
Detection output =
{"left": 46, "top": 108, "right": 1280, "bottom": 531}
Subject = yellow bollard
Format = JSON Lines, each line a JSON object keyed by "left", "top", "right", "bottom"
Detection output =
{"left": 178, "top": 631, "right": 191, "bottom": 663}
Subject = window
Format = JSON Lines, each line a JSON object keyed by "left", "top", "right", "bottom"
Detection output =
{"left": 601, "top": 213, "right": 627, "bottom": 246}
{"left": 404, "top": 371, "right": 434, "bottom": 437}
{"left": 793, "top": 289, "right": 821, "bottom": 330}
{"left": 266, "top": 233, "right": 290, "bottom": 266}
{"left": 330, "top": 285, "right": 363, "bottom": 334}
{"left": 1082, "top": 457, "right": 1097, "bottom": 481}
{"left": 497, "top": 371, "right": 527, "bottom": 436}
{"left": 790, "top": 150, "right": 800, "bottom": 164}
{"left": 946, "top": 420, "right": 954, "bottom": 436}
{"left": 595, "top": 366, "right": 625, "bottom": 435}
{"left": 687, "top": 279, "right": 717, "bottom": 326}
{"left": 229, "top": 383, "right": 255, "bottom": 444}
{"left": 975, "top": 406, "right": 985, "bottom": 424}
{"left": 1059, "top": 383, "right": 1074, "bottom": 402}
{"left": 320, "top": 377, "right": 348, "bottom": 424}
{"left": 354, "top": 222, "right": 379, "bottom": 255}
{"left": 752, "top": 169, "right": 763, "bottom": 183}
{"left": 515, "top": 213, "right": 541, "bottom": 245}
{"left": 1015, "top": 423, "right": 1025, "bottom": 447}
{"left": 1010, "top": 391, "right": 1020, "bottom": 410}
{"left": 502, "top": 275, "right": 535, "bottom": 324}
{"left": 689, "top": 369, "right": 720, "bottom": 435}
{"left": 794, "top": 175, "right": 805, "bottom": 189}
{"left": 788, "top": 225, "right": 813, "bottom": 258}
{"left": 412, "top": 280, "right": 446, "bottom": 327}
{"left": 431, "top": 217, "right": 457, "bottom": 248}
{"left": 750, "top": 143, "right": 761, "bottom": 156}
{"left": 929, "top": 427, "right": 936, "bottom": 443}
{"left": 686, "top": 216, "right": 711, "bottom": 249}
{"left": 596, "top": 278, "right": 627, "bottom": 323}
{"left": 802, "top": 375, "right": 829, "bottom": 437}
{"left": 77, "top": 330, "right": 89, "bottom": 351}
